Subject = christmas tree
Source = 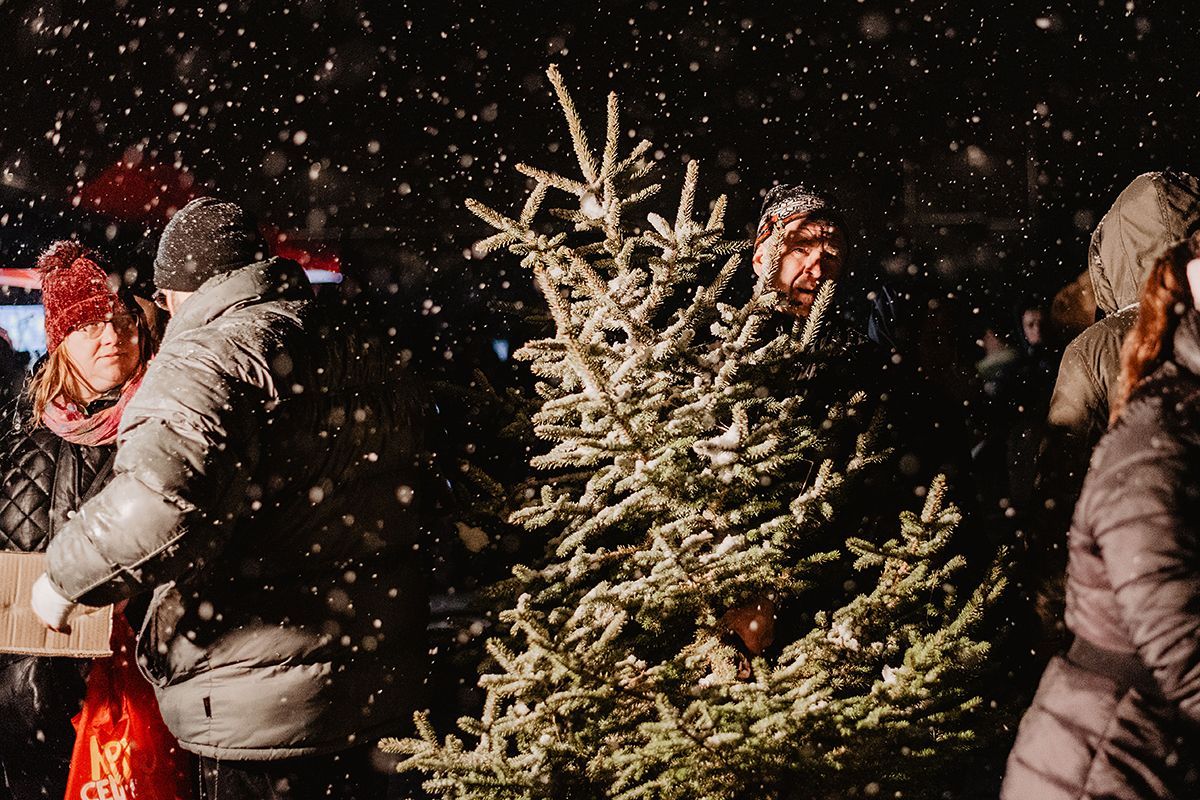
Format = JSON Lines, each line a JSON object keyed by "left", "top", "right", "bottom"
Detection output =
{"left": 382, "top": 66, "right": 1009, "bottom": 800}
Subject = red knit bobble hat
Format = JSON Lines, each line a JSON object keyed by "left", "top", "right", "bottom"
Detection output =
{"left": 37, "top": 241, "right": 119, "bottom": 352}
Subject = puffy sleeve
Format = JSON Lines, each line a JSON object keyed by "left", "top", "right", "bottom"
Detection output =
{"left": 45, "top": 331, "right": 265, "bottom": 606}
{"left": 1030, "top": 337, "right": 1108, "bottom": 594}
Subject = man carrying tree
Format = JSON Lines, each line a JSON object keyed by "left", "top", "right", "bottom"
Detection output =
{"left": 749, "top": 181, "right": 971, "bottom": 495}
{"left": 732, "top": 182, "right": 995, "bottom": 662}
{"left": 722, "top": 185, "right": 854, "bottom": 657}
{"left": 388, "top": 67, "right": 1013, "bottom": 799}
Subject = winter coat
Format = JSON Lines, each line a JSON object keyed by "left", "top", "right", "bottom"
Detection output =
{"left": 0, "top": 405, "right": 111, "bottom": 799}
{"left": 0, "top": 408, "right": 114, "bottom": 552}
{"left": 1002, "top": 310, "right": 1200, "bottom": 799}
{"left": 1032, "top": 171, "right": 1200, "bottom": 637}
{"left": 44, "top": 258, "right": 430, "bottom": 760}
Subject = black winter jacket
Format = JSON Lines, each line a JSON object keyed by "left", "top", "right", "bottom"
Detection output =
{"left": 0, "top": 407, "right": 112, "bottom": 799}
{"left": 1003, "top": 310, "right": 1200, "bottom": 799}
{"left": 45, "top": 258, "right": 430, "bottom": 760}
{"left": 0, "top": 413, "right": 113, "bottom": 552}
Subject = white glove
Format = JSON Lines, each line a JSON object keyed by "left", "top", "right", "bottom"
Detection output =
{"left": 31, "top": 573, "right": 76, "bottom": 633}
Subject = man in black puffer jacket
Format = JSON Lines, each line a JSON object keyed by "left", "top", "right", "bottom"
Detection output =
{"left": 34, "top": 198, "right": 430, "bottom": 799}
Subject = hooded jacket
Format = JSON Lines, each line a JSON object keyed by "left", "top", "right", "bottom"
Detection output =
{"left": 43, "top": 258, "right": 429, "bottom": 760}
{"left": 1046, "top": 171, "right": 1200, "bottom": 448}
{"left": 1003, "top": 310, "right": 1200, "bottom": 800}
{"left": 1032, "top": 171, "right": 1200, "bottom": 636}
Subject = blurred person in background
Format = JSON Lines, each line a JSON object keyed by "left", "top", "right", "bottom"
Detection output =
{"left": 972, "top": 297, "right": 1061, "bottom": 515}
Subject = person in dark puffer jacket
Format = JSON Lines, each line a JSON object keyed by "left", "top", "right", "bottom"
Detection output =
{"left": 31, "top": 198, "right": 430, "bottom": 800}
{"left": 0, "top": 241, "right": 154, "bottom": 800}
{"left": 1002, "top": 232, "right": 1200, "bottom": 799}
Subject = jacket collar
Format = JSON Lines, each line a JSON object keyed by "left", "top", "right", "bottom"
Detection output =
{"left": 164, "top": 257, "right": 311, "bottom": 339}
{"left": 1173, "top": 309, "right": 1200, "bottom": 377}
{"left": 83, "top": 388, "right": 122, "bottom": 417}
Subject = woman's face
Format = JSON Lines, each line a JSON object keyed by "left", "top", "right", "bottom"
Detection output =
{"left": 61, "top": 311, "right": 141, "bottom": 401}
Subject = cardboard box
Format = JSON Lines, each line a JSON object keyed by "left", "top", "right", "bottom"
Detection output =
{"left": 0, "top": 552, "right": 112, "bottom": 657}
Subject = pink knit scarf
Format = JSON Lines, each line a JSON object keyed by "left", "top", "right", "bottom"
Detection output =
{"left": 42, "top": 370, "right": 145, "bottom": 447}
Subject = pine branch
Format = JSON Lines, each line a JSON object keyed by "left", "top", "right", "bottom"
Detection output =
{"left": 799, "top": 281, "right": 836, "bottom": 350}
{"left": 675, "top": 159, "right": 700, "bottom": 231}
{"left": 547, "top": 63, "right": 599, "bottom": 185}
{"left": 706, "top": 194, "right": 727, "bottom": 231}
{"left": 548, "top": 251, "right": 648, "bottom": 344}
{"left": 521, "top": 182, "right": 550, "bottom": 226}
{"left": 515, "top": 162, "right": 589, "bottom": 197}
{"left": 601, "top": 92, "right": 621, "bottom": 182}
{"left": 613, "top": 139, "right": 653, "bottom": 176}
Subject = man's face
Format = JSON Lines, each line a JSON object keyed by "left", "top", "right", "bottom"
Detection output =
{"left": 752, "top": 216, "right": 846, "bottom": 317}
{"left": 1021, "top": 308, "right": 1043, "bottom": 346}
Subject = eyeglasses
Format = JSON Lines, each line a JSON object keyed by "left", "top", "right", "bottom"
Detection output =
{"left": 75, "top": 314, "right": 137, "bottom": 340}
{"left": 153, "top": 290, "right": 169, "bottom": 311}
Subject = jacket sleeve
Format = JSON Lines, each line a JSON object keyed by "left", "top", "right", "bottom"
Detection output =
{"left": 1032, "top": 339, "right": 1107, "bottom": 566}
{"left": 1039, "top": 338, "right": 1108, "bottom": 497}
{"left": 44, "top": 336, "right": 264, "bottom": 606}
{"left": 1088, "top": 433, "right": 1200, "bottom": 722}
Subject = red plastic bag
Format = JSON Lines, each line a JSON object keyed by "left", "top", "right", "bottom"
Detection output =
{"left": 64, "top": 616, "right": 193, "bottom": 800}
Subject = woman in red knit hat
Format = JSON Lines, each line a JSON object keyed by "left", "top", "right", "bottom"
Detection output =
{"left": 0, "top": 240, "right": 155, "bottom": 800}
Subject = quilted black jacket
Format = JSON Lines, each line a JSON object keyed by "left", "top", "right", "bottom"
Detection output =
{"left": 0, "top": 403, "right": 112, "bottom": 799}
{"left": 0, "top": 408, "right": 113, "bottom": 552}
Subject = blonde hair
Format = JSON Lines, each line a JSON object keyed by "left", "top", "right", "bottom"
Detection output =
{"left": 27, "top": 299, "right": 156, "bottom": 428}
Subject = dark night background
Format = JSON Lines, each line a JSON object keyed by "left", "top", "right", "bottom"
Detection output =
{"left": 0, "top": 0, "right": 1191, "bottom": 607}
{"left": 0, "top": 0, "right": 1194, "bottom": 344}
{"left": 0, "top": 4, "right": 1193, "bottom": 792}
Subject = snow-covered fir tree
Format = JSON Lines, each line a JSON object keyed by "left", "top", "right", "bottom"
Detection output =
{"left": 383, "top": 66, "right": 1009, "bottom": 800}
